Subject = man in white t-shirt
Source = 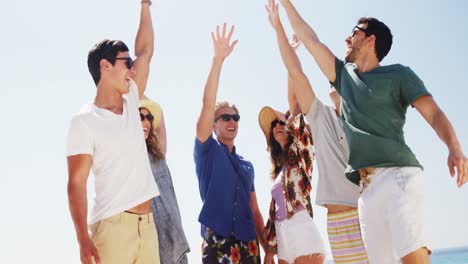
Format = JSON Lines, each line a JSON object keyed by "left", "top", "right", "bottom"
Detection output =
{"left": 66, "top": 1, "right": 160, "bottom": 264}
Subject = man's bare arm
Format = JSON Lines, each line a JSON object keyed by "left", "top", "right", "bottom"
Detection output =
{"left": 67, "top": 154, "right": 100, "bottom": 264}
{"left": 266, "top": 0, "right": 315, "bottom": 113}
{"left": 196, "top": 24, "right": 238, "bottom": 143}
{"left": 414, "top": 95, "right": 468, "bottom": 187}
{"left": 133, "top": 2, "right": 154, "bottom": 98}
{"left": 250, "top": 192, "right": 267, "bottom": 252}
{"left": 279, "top": 0, "right": 336, "bottom": 83}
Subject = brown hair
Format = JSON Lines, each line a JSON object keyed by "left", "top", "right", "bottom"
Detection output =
{"left": 87, "top": 39, "right": 129, "bottom": 85}
{"left": 268, "top": 117, "right": 314, "bottom": 180}
{"left": 357, "top": 17, "right": 393, "bottom": 62}
{"left": 268, "top": 125, "right": 293, "bottom": 180}
{"left": 140, "top": 107, "right": 165, "bottom": 161}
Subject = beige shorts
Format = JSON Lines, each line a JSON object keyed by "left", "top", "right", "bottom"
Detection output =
{"left": 89, "top": 211, "right": 160, "bottom": 264}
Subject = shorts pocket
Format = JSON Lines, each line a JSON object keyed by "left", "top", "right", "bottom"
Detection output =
{"left": 394, "top": 170, "right": 409, "bottom": 191}
{"left": 89, "top": 220, "right": 109, "bottom": 239}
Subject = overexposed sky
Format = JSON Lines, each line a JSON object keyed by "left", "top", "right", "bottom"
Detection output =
{"left": 1, "top": 0, "right": 467, "bottom": 262}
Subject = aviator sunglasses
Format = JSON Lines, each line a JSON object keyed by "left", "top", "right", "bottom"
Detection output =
{"left": 114, "top": 57, "right": 134, "bottom": 69}
{"left": 215, "top": 114, "right": 240, "bottom": 122}
{"left": 140, "top": 113, "right": 154, "bottom": 122}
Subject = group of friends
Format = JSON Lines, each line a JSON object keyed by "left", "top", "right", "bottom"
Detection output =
{"left": 66, "top": 0, "right": 468, "bottom": 264}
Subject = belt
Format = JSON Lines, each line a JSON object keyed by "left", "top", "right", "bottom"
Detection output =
{"left": 358, "top": 167, "right": 376, "bottom": 193}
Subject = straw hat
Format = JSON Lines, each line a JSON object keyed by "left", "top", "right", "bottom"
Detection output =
{"left": 139, "top": 98, "right": 162, "bottom": 129}
{"left": 258, "top": 106, "right": 287, "bottom": 145}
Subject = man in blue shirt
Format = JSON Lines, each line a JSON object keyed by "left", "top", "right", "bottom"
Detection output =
{"left": 194, "top": 23, "right": 266, "bottom": 264}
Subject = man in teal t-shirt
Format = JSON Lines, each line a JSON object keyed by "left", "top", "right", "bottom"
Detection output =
{"left": 277, "top": 0, "right": 468, "bottom": 263}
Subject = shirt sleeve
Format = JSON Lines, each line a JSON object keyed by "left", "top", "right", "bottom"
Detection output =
{"left": 193, "top": 135, "right": 216, "bottom": 163}
{"left": 262, "top": 199, "right": 278, "bottom": 253}
{"left": 66, "top": 116, "right": 93, "bottom": 157}
{"left": 305, "top": 96, "right": 322, "bottom": 125}
{"left": 400, "top": 66, "right": 432, "bottom": 106}
{"left": 288, "top": 110, "right": 314, "bottom": 176}
{"left": 128, "top": 79, "right": 140, "bottom": 104}
{"left": 250, "top": 163, "right": 255, "bottom": 192}
{"left": 332, "top": 57, "right": 345, "bottom": 95}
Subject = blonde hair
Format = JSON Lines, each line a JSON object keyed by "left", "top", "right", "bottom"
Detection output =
{"left": 215, "top": 101, "right": 239, "bottom": 117}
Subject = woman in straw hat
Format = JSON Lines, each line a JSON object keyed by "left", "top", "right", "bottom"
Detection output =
{"left": 260, "top": 1, "right": 326, "bottom": 264}
{"left": 139, "top": 97, "right": 190, "bottom": 264}
{"left": 258, "top": 104, "right": 325, "bottom": 264}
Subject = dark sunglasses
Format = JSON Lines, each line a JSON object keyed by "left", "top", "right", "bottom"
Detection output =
{"left": 140, "top": 113, "right": 154, "bottom": 122}
{"left": 271, "top": 119, "right": 286, "bottom": 128}
{"left": 115, "top": 57, "right": 134, "bottom": 69}
{"left": 351, "top": 25, "right": 370, "bottom": 37}
{"left": 215, "top": 114, "right": 240, "bottom": 122}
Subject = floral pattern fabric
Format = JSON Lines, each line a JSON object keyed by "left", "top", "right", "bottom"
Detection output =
{"left": 262, "top": 109, "right": 314, "bottom": 253}
{"left": 202, "top": 227, "right": 260, "bottom": 264}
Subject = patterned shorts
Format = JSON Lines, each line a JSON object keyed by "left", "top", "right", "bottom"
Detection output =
{"left": 202, "top": 228, "right": 261, "bottom": 264}
{"left": 327, "top": 209, "right": 368, "bottom": 263}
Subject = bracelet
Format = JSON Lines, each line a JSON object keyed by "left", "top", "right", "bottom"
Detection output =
{"left": 141, "top": 0, "right": 152, "bottom": 6}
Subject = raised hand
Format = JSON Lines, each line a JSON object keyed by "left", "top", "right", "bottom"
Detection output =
{"left": 265, "top": 0, "right": 281, "bottom": 31}
{"left": 211, "top": 23, "right": 238, "bottom": 61}
{"left": 290, "top": 34, "right": 302, "bottom": 51}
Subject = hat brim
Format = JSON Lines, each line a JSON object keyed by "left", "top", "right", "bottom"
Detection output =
{"left": 258, "top": 106, "right": 287, "bottom": 146}
{"left": 139, "top": 99, "right": 162, "bottom": 129}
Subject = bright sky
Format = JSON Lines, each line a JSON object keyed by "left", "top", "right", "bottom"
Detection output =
{"left": 1, "top": 0, "right": 467, "bottom": 263}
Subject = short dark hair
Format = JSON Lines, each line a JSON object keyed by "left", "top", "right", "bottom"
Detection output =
{"left": 87, "top": 39, "right": 129, "bottom": 85}
{"left": 357, "top": 17, "right": 393, "bottom": 62}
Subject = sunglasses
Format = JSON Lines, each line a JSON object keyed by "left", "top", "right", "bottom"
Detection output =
{"left": 351, "top": 25, "right": 371, "bottom": 37}
{"left": 140, "top": 113, "right": 154, "bottom": 122}
{"left": 215, "top": 114, "right": 240, "bottom": 122}
{"left": 271, "top": 119, "right": 286, "bottom": 128}
{"left": 115, "top": 57, "right": 134, "bottom": 69}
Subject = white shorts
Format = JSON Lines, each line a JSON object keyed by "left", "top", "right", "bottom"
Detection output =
{"left": 275, "top": 210, "right": 325, "bottom": 263}
{"left": 358, "top": 167, "right": 429, "bottom": 264}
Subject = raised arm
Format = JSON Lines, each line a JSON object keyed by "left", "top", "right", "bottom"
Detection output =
{"left": 196, "top": 23, "right": 238, "bottom": 143}
{"left": 278, "top": 0, "right": 336, "bottom": 83}
{"left": 133, "top": 1, "right": 154, "bottom": 98}
{"left": 67, "top": 154, "right": 100, "bottom": 264}
{"left": 266, "top": 0, "right": 315, "bottom": 113}
{"left": 413, "top": 95, "right": 468, "bottom": 187}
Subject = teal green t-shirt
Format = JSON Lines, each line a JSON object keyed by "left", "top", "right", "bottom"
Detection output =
{"left": 333, "top": 57, "right": 431, "bottom": 185}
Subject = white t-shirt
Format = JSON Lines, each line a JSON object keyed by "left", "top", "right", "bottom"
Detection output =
{"left": 66, "top": 79, "right": 159, "bottom": 224}
{"left": 306, "top": 97, "right": 360, "bottom": 207}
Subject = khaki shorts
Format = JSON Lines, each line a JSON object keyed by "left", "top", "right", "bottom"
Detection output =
{"left": 89, "top": 211, "right": 160, "bottom": 264}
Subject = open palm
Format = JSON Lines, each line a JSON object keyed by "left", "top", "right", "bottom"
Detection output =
{"left": 211, "top": 23, "right": 238, "bottom": 61}
{"left": 265, "top": 0, "right": 281, "bottom": 30}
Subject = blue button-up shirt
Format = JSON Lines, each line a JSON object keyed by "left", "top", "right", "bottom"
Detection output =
{"left": 194, "top": 136, "right": 256, "bottom": 242}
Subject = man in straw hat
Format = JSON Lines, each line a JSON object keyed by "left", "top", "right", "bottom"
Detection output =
{"left": 275, "top": 0, "right": 468, "bottom": 263}
{"left": 261, "top": 1, "right": 367, "bottom": 263}
{"left": 193, "top": 23, "right": 265, "bottom": 263}
{"left": 66, "top": 1, "right": 160, "bottom": 263}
